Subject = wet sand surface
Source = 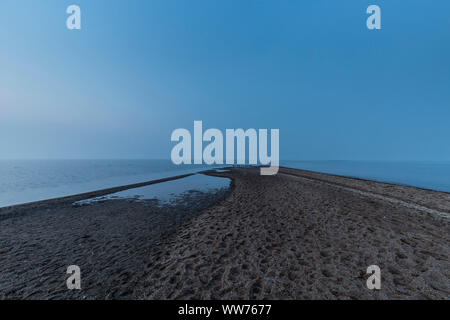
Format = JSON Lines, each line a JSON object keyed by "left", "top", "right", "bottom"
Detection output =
{"left": 0, "top": 168, "right": 449, "bottom": 299}
{"left": 0, "top": 176, "right": 229, "bottom": 299}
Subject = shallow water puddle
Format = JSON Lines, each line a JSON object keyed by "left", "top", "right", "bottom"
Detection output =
{"left": 73, "top": 174, "right": 230, "bottom": 206}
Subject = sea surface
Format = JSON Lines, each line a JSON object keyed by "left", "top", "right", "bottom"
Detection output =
{"left": 1, "top": 160, "right": 449, "bottom": 208}
{"left": 283, "top": 160, "right": 450, "bottom": 193}
{"left": 0, "top": 159, "right": 225, "bottom": 208}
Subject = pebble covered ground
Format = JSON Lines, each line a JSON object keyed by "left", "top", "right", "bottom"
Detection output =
{"left": 0, "top": 168, "right": 448, "bottom": 299}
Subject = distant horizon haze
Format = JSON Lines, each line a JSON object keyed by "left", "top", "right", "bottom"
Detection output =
{"left": 1, "top": 1, "right": 449, "bottom": 161}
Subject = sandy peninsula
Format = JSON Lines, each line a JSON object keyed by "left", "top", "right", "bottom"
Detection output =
{"left": 0, "top": 167, "right": 448, "bottom": 299}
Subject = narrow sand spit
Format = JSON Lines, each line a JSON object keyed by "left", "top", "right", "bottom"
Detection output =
{"left": 0, "top": 167, "right": 449, "bottom": 299}
{"left": 278, "top": 171, "right": 450, "bottom": 219}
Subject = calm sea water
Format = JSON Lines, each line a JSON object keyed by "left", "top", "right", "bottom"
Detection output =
{"left": 0, "top": 160, "right": 223, "bottom": 208}
{"left": 1, "top": 160, "right": 449, "bottom": 208}
{"left": 283, "top": 161, "right": 450, "bottom": 193}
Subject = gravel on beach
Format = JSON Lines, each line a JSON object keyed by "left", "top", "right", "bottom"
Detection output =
{"left": 0, "top": 167, "right": 448, "bottom": 299}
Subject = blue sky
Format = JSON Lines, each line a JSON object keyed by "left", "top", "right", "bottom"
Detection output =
{"left": 0, "top": 0, "right": 449, "bottom": 160}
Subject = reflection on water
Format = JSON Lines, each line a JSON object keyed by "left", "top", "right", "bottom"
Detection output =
{"left": 73, "top": 174, "right": 231, "bottom": 207}
{"left": 0, "top": 159, "right": 229, "bottom": 207}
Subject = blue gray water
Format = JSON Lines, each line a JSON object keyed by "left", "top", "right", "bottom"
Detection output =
{"left": 283, "top": 161, "right": 450, "bottom": 193}
{"left": 73, "top": 173, "right": 231, "bottom": 207}
{"left": 0, "top": 160, "right": 225, "bottom": 208}
{"left": 1, "top": 160, "right": 449, "bottom": 208}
